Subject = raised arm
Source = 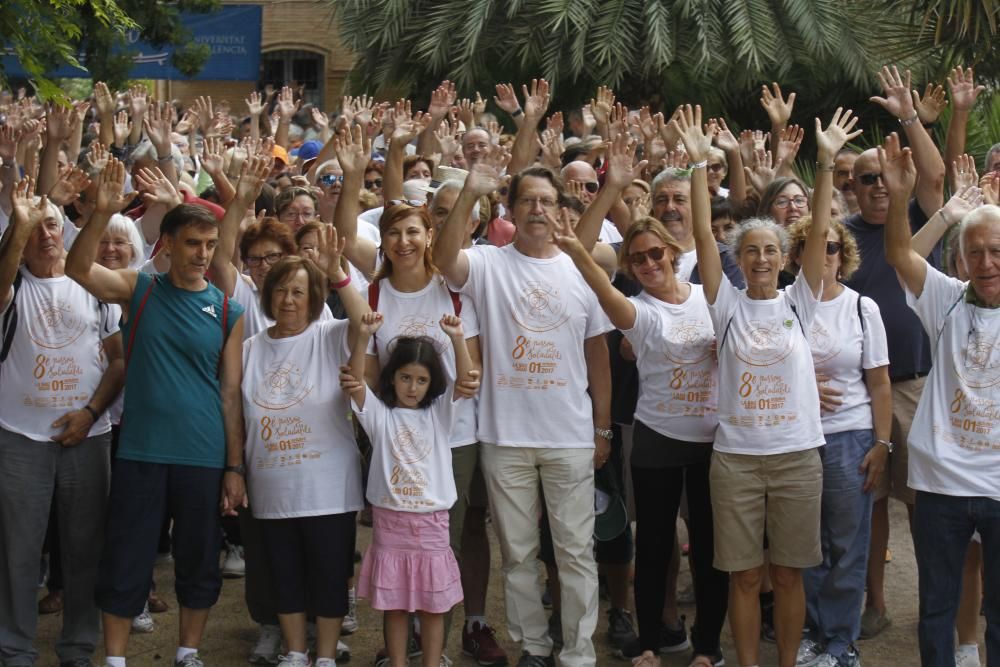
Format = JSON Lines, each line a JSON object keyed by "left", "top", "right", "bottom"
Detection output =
{"left": 39, "top": 103, "right": 74, "bottom": 196}
{"left": 871, "top": 65, "right": 945, "bottom": 216}
{"left": 673, "top": 105, "right": 722, "bottom": 303}
{"left": 92, "top": 82, "right": 116, "bottom": 148}
{"left": 342, "top": 312, "right": 382, "bottom": 410}
{"left": 439, "top": 314, "right": 475, "bottom": 400}
{"left": 383, "top": 112, "right": 429, "bottom": 203}
{"left": 944, "top": 67, "right": 985, "bottom": 187}
{"left": 575, "top": 133, "right": 646, "bottom": 252}
{"left": 143, "top": 101, "right": 178, "bottom": 187}
{"left": 201, "top": 136, "right": 236, "bottom": 206}
{"left": 418, "top": 81, "right": 455, "bottom": 156}
{"left": 879, "top": 133, "right": 927, "bottom": 296}
{"left": 331, "top": 125, "right": 378, "bottom": 277}
{"left": 64, "top": 159, "right": 139, "bottom": 305}
{"left": 211, "top": 156, "right": 271, "bottom": 297}
{"left": 714, "top": 119, "right": 746, "bottom": 207}
{"left": 508, "top": 79, "right": 549, "bottom": 175}
{"left": 311, "top": 223, "right": 372, "bottom": 348}
{"left": 803, "top": 108, "right": 863, "bottom": 293}
{"left": 493, "top": 84, "right": 524, "bottom": 130}
{"left": 0, "top": 179, "right": 44, "bottom": 309}
{"left": 761, "top": 82, "right": 795, "bottom": 144}
{"left": 274, "top": 86, "right": 300, "bottom": 149}
{"left": 552, "top": 208, "right": 637, "bottom": 330}
{"left": 133, "top": 167, "right": 183, "bottom": 246}
{"left": 911, "top": 184, "right": 983, "bottom": 258}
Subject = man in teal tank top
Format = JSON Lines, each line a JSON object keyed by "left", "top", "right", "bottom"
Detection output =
{"left": 66, "top": 162, "right": 246, "bottom": 667}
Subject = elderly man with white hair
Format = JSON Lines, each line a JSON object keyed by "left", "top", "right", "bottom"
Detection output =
{"left": 0, "top": 180, "right": 124, "bottom": 667}
{"left": 881, "top": 133, "right": 1000, "bottom": 667}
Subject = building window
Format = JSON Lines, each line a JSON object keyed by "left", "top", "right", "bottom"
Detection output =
{"left": 261, "top": 49, "right": 323, "bottom": 106}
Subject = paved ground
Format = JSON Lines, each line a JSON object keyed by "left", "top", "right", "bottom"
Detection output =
{"left": 35, "top": 500, "right": 986, "bottom": 666}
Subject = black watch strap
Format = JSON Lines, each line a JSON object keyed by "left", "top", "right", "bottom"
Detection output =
{"left": 224, "top": 464, "right": 246, "bottom": 476}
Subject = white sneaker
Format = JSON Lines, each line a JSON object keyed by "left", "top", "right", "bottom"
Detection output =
{"left": 222, "top": 542, "right": 246, "bottom": 578}
{"left": 796, "top": 639, "right": 823, "bottom": 667}
{"left": 336, "top": 640, "right": 350, "bottom": 661}
{"left": 276, "top": 655, "right": 309, "bottom": 667}
{"left": 810, "top": 655, "right": 839, "bottom": 667}
{"left": 341, "top": 586, "right": 358, "bottom": 635}
{"left": 249, "top": 624, "right": 282, "bottom": 664}
{"left": 439, "top": 656, "right": 453, "bottom": 667}
{"left": 131, "top": 602, "right": 155, "bottom": 633}
{"left": 956, "top": 647, "right": 982, "bottom": 667}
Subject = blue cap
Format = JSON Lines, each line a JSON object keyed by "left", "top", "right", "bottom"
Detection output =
{"left": 294, "top": 140, "right": 323, "bottom": 162}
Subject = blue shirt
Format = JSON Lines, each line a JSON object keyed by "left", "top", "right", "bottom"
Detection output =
{"left": 117, "top": 272, "right": 244, "bottom": 468}
{"left": 844, "top": 199, "right": 939, "bottom": 380}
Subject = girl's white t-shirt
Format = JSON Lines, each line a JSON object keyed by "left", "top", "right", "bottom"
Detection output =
{"left": 367, "top": 276, "right": 479, "bottom": 448}
{"left": 621, "top": 286, "right": 718, "bottom": 442}
{"left": 353, "top": 385, "right": 458, "bottom": 512}
{"left": 231, "top": 274, "right": 332, "bottom": 341}
{"left": 454, "top": 244, "right": 613, "bottom": 448}
{"left": 241, "top": 319, "right": 364, "bottom": 518}
{"left": 709, "top": 272, "right": 824, "bottom": 455}
{"left": 906, "top": 267, "right": 1000, "bottom": 502}
{"left": 0, "top": 268, "right": 117, "bottom": 440}
{"left": 809, "top": 287, "right": 889, "bottom": 434}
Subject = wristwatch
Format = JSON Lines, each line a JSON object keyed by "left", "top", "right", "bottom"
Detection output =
{"left": 594, "top": 427, "right": 614, "bottom": 441}
{"left": 224, "top": 464, "right": 247, "bottom": 476}
{"left": 876, "top": 439, "right": 894, "bottom": 453}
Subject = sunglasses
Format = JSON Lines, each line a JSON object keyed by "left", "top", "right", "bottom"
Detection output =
{"left": 582, "top": 181, "right": 599, "bottom": 194}
{"left": 797, "top": 241, "right": 842, "bottom": 256}
{"left": 245, "top": 252, "right": 284, "bottom": 268}
{"left": 707, "top": 162, "right": 726, "bottom": 173}
{"left": 857, "top": 172, "right": 883, "bottom": 186}
{"left": 319, "top": 173, "right": 344, "bottom": 186}
{"left": 364, "top": 177, "right": 383, "bottom": 189}
{"left": 626, "top": 246, "right": 669, "bottom": 266}
{"left": 387, "top": 198, "right": 426, "bottom": 207}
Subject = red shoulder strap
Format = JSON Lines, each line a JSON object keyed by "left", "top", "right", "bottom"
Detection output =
{"left": 449, "top": 289, "right": 462, "bottom": 317}
{"left": 124, "top": 278, "right": 156, "bottom": 370}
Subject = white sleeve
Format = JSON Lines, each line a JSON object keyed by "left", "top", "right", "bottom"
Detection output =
{"left": 787, "top": 270, "right": 821, "bottom": 329}
{"left": 707, "top": 272, "right": 739, "bottom": 335}
{"left": 584, "top": 289, "right": 614, "bottom": 338}
{"left": 351, "top": 385, "right": 387, "bottom": 433}
{"left": 620, "top": 297, "right": 649, "bottom": 347}
{"left": 459, "top": 293, "right": 480, "bottom": 339}
{"left": 453, "top": 245, "right": 490, "bottom": 295}
{"left": 859, "top": 296, "right": 889, "bottom": 369}
{"left": 101, "top": 303, "right": 122, "bottom": 338}
{"left": 906, "top": 265, "right": 966, "bottom": 337}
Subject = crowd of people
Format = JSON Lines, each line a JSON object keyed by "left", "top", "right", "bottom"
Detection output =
{"left": 0, "top": 63, "right": 997, "bottom": 667}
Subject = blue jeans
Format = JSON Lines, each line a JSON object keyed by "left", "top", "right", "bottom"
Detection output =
{"left": 802, "top": 429, "right": 873, "bottom": 661}
{"left": 914, "top": 491, "right": 1000, "bottom": 667}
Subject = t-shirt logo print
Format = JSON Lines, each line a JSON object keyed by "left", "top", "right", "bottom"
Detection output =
{"left": 735, "top": 318, "right": 794, "bottom": 367}
{"left": 957, "top": 334, "right": 1000, "bottom": 388}
{"left": 809, "top": 321, "right": 840, "bottom": 365}
{"left": 664, "top": 319, "right": 714, "bottom": 365}
{"left": 29, "top": 298, "right": 86, "bottom": 349}
{"left": 201, "top": 304, "right": 218, "bottom": 319}
{"left": 512, "top": 281, "right": 569, "bottom": 333}
{"left": 253, "top": 361, "right": 313, "bottom": 409}
{"left": 391, "top": 426, "right": 431, "bottom": 464}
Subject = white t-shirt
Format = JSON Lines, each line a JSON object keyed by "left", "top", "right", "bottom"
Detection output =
{"left": 809, "top": 287, "right": 889, "bottom": 434}
{"left": 621, "top": 286, "right": 718, "bottom": 442}
{"left": 0, "top": 268, "right": 117, "bottom": 440}
{"left": 676, "top": 250, "right": 698, "bottom": 282}
{"left": 367, "top": 276, "right": 479, "bottom": 448}
{"left": 454, "top": 244, "right": 613, "bottom": 448}
{"left": 349, "top": 218, "right": 382, "bottom": 294}
{"left": 231, "top": 274, "right": 333, "bottom": 341}
{"left": 709, "top": 272, "right": 824, "bottom": 455}
{"left": 353, "top": 386, "right": 458, "bottom": 512}
{"left": 241, "top": 319, "right": 364, "bottom": 518}
{"left": 599, "top": 219, "right": 623, "bottom": 244}
{"left": 906, "top": 267, "right": 1000, "bottom": 501}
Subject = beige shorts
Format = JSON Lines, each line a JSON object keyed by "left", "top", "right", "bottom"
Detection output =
{"left": 710, "top": 448, "right": 823, "bottom": 572}
{"left": 874, "top": 376, "right": 926, "bottom": 504}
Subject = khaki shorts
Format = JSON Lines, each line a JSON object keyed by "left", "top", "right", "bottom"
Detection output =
{"left": 874, "top": 376, "right": 925, "bottom": 504}
{"left": 710, "top": 448, "right": 823, "bottom": 572}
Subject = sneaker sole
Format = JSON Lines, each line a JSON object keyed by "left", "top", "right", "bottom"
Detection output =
{"left": 659, "top": 639, "right": 691, "bottom": 654}
{"left": 461, "top": 649, "right": 509, "bottom": 666}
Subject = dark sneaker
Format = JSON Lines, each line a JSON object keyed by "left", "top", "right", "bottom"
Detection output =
{"left": 659, "top": 616, "right": 690, "bottom": 654}
{"left": 547, "top": 611, "right": 563, "bottom": 650}
{"left": 515, "top": 653, "right": 554, "bottom": 667}
{"left": 462, "top": 621, "right": 509, "bottom": 666}
{"left": 606, "top": 608, "right": 638, "bottom": 650}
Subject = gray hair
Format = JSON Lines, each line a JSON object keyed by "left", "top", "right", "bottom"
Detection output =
{"left": 728, "top": 216, "right": 789, "bottom": 255}
{"left": 651, "top": 167, "right": 691, "bottom": 193}
{"left": 958, "top": 204, "right": 1000, "bottom": 256}
{"left": 105, "top": 213, "right": 147, "bottom": 267}
{"left": 986, "top": 143, "right": 1000, "bottom": 172}
{"left": 431, "top": 180, "right": 480, "bottom": 221}
{"left": 130, "top": 140, "right": 184, "bottom": 175}
{"left": 311, "top": 159, "right": 341, "bottom": 185}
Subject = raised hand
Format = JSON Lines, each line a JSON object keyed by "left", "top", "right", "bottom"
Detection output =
{"left": 235, "top": 155, "right": 272, "bottom": 203}
{"left": 193, "top": 95, "right": 214, "bottom": 133}
{"left": 980, "top": 172, "right": 1000, "bottom": 206}
{"left": 947, "top": 66, "right": 986, "bottom": 112}
{"left": 493, "top": 83, "right": 521, "bottom": 116}
{"left": 591, "top": 86, "right": 615, "bottom": 126}
{"left": 760, "top": 82, "right": 795, "bottom": 127}
{"left": 912, "top": 83, "right": 948, "bottom": 125}
{"left": 539, "top": 128, "right": 564, "bottom": 169}
{"left": 174, "top": 108, "right": 197, "bottom": 135}
{"left": 428, "top": 81, "right": 457, "bottom": 121}
{"left": 464, "top": 145, "right": 510, "bottom": 197}
{"left": 439, "top": 313, "right": 465, "bottom": 339}
{"left": 871, "top": 65, "right": 916, "bottom": 120}
{"left": 277, "top": 86, "right": 300, "bottom": 120}
{"left": 744, "top": 148, "right": 779, "bottom": 194}
{"left": 353, "top": 94, "right": 376, "bottom": 126}
{"left": 94, "top": 158, "right": 135, "bottom": 216}
{"left": 93, "top": 81, "right": 115, "bottom": 118}
{"left": 86, "top": 141, "right": 110, "bottom": 172}
{"left": 665, "top": 148, "right": 689, "bottom": 169}
{"left": 0, "top": 125, "right": 19, "bottom": 163}
{"left": 128, "top": 85, "right": 148, "bottom": 119}
{"left": 775, "top": 123, "right": 805, "bottom": 168}
{"left": 877, "top": 132, "right": 916, "bottom": 198}
{"left": 484, "top": 120, "right": 502, "bottom": 144}
{"left": 629, "top": 191, "right": 651, "bottom": 221}
{"left": 310, "top": 107, "right": 330, "bottom": 131}
{"left": 46, "top": 102, "right": 74, "bottom": 141}
{"left": 143, "top": 101, "right": 175, "bottom": 154}
{"left": 816, "top": 107, "right": 862, "bottom": 164}
{"left": 457, "top": 98, "right": 476, "bottom": 130}
{"left": 713, "top": 118, "right": 740, "bottom": 154}
{"left": 333, "top": 124, "right": 373, "bottom": 177}
{"left": 941, "top": 184, "right": 983, "bottom": 226}
{"left": 473, "top": 92, "right": 486, "bottom": 119}
{"left": 435, "top": 120, "right": 460, "bottom": 163}
{"left": 670, "top": 104, "right": 715, "bottom": 163}
{"left": 952, "top": 153, "right": 979, "bottom": 191}
{"left": 47, "top": 166, "right": 91, "bottom": 206}
{"left": 135, "top": 167, "right": 182, "bottom": 209}
{"left": 389, "top": 112, "right": 430, "bottom": 149}
{"left": 359, "top": 311, "right": 383, "bottom": 337}
{"left": 549, "top": 205, "right": 584, "bottom": 255}
{"left": 604, "top": 133, "right": 648, "bottom": 189}
{"left": 245, "top": 90, "right": 264, "bottom": 116}
{"left": 11, "top": 177, "right": 47, "bottom": 228}
{"left": 581, "top": 104, "right": 597, "bottom": 134}
{"left": 112, "top": 110, "right": 132, "bottom": 147}
{"left": 201, "top": 136, "right": 225, "bottom": 176}
{"left": 521, "top": 78, "right": 550, "bottom": 121}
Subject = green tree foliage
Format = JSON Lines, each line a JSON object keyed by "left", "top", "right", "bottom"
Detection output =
{"left": 1, "top": 0, "right": 220, "bottom": 100}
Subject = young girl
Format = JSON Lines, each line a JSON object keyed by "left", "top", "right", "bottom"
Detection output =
{"left": 340, "top": 312, "right": 475, "bottom": 667}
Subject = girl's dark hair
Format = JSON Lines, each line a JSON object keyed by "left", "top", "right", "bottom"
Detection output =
{"left": 377, "top": 336, "right": 448, "bottom": 409}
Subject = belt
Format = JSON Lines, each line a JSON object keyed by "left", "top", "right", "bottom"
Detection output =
{"left": 890, "top": 371, "right": 929, "bottom": 383}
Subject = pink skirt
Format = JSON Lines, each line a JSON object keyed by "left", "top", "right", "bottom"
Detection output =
{"left": 357, "top": 507, "right": 463, "bottom": 613}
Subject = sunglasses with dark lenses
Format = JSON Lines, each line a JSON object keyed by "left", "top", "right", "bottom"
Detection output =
{"left": 583, "top": 181, "right": 600, "bottom": 193}
{"left": 797, "top": 241, "right": 842, "bottom": 256}
{"left": 857, "top": 172, "right": 882, "bottom": 186}
{"left": 364, "top": 178, "right": 383, "bottom": 189}
{"left": 707, "top": 162, "right": 726, "bottom": 172}
{"left": 319, "top": 173, "right": 345, "bottom": 186}
{"left": 627, "top": 246, "right": 669, "bottom": 266}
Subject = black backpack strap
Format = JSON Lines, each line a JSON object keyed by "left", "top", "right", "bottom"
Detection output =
{"left": 1, "top": 272, "right": 23, "bottom": 364}
{"left": 857, "top": 293, "right": 865, "bottom": 332}
{"left": 788, "top": 302, "right": 805, "bottom": 336}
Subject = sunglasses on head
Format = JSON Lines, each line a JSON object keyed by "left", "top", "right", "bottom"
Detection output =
{"left": 387, "top": 198, "right": 426, "bottom": 208}
{"left": 364, "top": 177, "right": 383, "bottom": 189}
{"left": 319, "top": 173, "right": 344, "bottom": 186}
{"left": 857, "top": 172, "right": 882, "bottom": 186}
{"left": 797, "top": 240, "right": 842, "bottom": 256}
{"left": 627, "top": 246, "right": 669, "bottom": 266}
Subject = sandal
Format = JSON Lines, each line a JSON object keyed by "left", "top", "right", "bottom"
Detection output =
{"left": 38, "top": 590, "right": 63, "bottom": 614}
{"left": 147, "top": 591, "right": 169, "bottom": 614}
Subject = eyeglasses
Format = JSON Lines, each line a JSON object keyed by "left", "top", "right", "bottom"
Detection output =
{"left": 707, "top": 162, "right": 726, "bottom": 173}
{"left": 280, "top": 209, "right": 315, "bottom": 220}
{"left": 773, "top": 195, "right": 809, "bottom": 209}
{"left": 626, "top": 246, "right": 669, "bottom": 266}
{"left": 387, "top": 198, "right": 426, "bottom": 208}
{"left": 857, "top": 172, "right": 883, "bottom": 186}
{"left": 515, "top": 196, "right": 557, "bottom": 208}
{"left": 797, "top": 241, "right": 842, "bottom": 256}
{"left": 364, "top": 177, "right": 383, "bottom": 189}
{"left": 319, "top": 173, "right": 344, "bottom": 187}
{"left": 244, "top": 252, "right": 284, "bottom": 268}
{"left": 98, "top": 240, "right": 132, "bottom": 248}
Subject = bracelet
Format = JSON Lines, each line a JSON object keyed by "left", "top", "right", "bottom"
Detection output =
{"left": 82, "top": 404, "right": 100, "bottom": 421}
{"left": 899, "top": 112, "right": 920, "bottom": 127}
{"left": 511, "top": 108, "right": 524, "bottom": 118}
{"left": 689, "top": 159, "right": 708, "bottom": 169}
{"left": 157, "top": 153, "right": 172, "bottom": 162}
{"left": 876, "top": 438, "right": 894, "bottom": 453}
{"left": 816, "top": 162, "right": 835, "bottom": 171}
{"left": 594, "top": 426, "right": 614, "bottom": 440}
{"left": 330, "top": 274, "right": 351, "bottom": 290}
